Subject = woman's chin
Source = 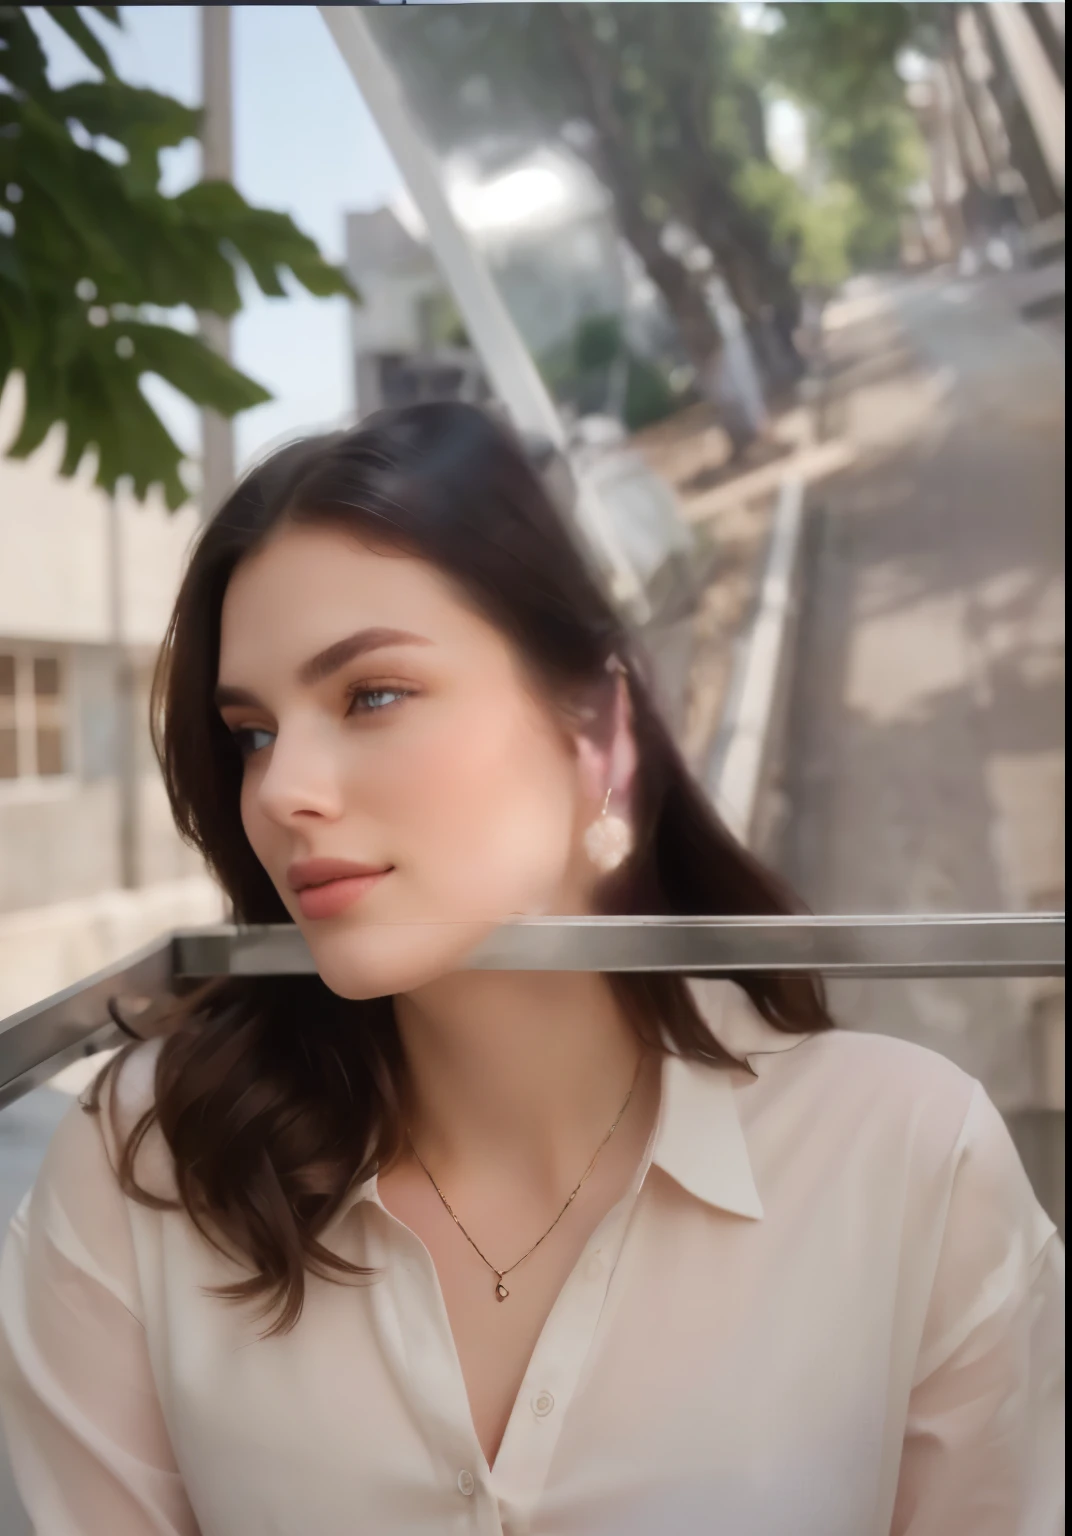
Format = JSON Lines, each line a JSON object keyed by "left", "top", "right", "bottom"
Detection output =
{"left": 306, "top": 916, "right": 503, "bottom": 1001}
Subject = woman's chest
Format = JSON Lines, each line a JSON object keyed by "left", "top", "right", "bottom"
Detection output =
{"left": 136, "top": 1190, "right": 920, "bottom": 1536}
{"left": 376, "top": 1154, "right": 641, "bottom": 1472}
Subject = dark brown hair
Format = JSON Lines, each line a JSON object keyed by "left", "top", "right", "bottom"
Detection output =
{"left": 85, "top": 401, "right": 833, "bottom": 1336}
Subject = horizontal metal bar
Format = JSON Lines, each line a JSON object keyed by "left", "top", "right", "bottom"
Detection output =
{"left": 0, "top": 934, "right": 174, "bottom": 1111}
{"left": 174, "top": 913, "right": 1065, "bottom": 979}
{"left": 2, "top": 915, "right": 1062, "bottom": 1113}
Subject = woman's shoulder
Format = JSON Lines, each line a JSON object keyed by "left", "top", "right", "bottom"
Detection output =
{"left": 741, "top": 1025, "right": 1057, "bottom": 1259}
{"left": 37, "top": 1036, "right": 176, "bottom": 1208}
{"left": 742, "top": 1022, "right": 982, "bottom": 1170}
{"left": 0, "top": 1040, "right": 178, "bottom": 1345}
{"left": 709, "top": 979, "right": 977, "bottom": 1123}
{"left": 103, "top": 1034, "right": 167, "bottom": 1121}
{"left": 783, "top": 1023, "right": 977, "bottom": 1096}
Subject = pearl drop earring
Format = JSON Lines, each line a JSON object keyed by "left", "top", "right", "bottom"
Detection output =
{"left": 583, "top": 786, "right": 633, "bottom": 874}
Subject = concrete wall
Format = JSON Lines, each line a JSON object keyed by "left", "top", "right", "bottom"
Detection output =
{"left": 0, "top": 771, "right": 205, "bottom": 915}
{"left": 349, "top": 269, "right": 440, "bottom": 360}
{"left": 0, "top": 375, "right": 213, "bottom": 923}
{"left": 0, "top": 875, "right": 226, "bottom": 1023}
{"left": 0, "top": 378, "right": 202, "bottom": 650}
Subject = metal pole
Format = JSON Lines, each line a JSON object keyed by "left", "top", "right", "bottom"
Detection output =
{"left": 0, "top": 915, "right": 1064, "bottom": 1107}
{"left": 199, "top": 6, "right": 236, "bottom": 522}
{"left": 105, "top": 495, "right": 140, "bottom": 890}
{"left": 316, "top": 5, "right": 649, "bottom": 617}
{"left": 171, "top": 913, "right": 1065, "bottom": 980}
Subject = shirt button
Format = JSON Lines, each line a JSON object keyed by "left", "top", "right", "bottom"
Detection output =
{"left": 533, "top": 1390, "right": 555, "bottom": 1417}
{"left": 457, "top": 1470, "right": 475, "bottom": 1497}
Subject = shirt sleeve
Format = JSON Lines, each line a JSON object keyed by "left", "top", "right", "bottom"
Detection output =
{"left": 891, "top": 1080, "right": 1065, "bottom": 1536}
{"left": 0, "top": 1086, "right": 201, "bottom": 1536}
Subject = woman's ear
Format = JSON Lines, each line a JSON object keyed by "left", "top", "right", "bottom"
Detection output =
{"left": 574, "top": 729, "right": 606, "bottom": 806}
{"left": 573, "top": 670, "right": 638, "bottom": 808}
{"left": 607, "top": 671, "right": 638, "bottom": 803}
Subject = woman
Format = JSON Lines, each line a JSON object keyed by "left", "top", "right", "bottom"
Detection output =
{"left": 0, "top": 403, "right": 1062, "bottom": 1535}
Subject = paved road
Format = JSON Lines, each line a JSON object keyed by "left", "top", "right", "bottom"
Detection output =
{"left": 774, "top": 270, "right": 1064, "bottom": 1117}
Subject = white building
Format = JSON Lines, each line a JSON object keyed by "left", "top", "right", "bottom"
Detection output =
{"left": 346, "top": 143, "right": 633, "bottom": 419}
{"left": 0, "top": 378, "right": 224, "bottom": 1019}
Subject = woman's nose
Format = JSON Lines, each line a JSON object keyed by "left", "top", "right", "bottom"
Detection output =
{"left": 254, "top": 729, "right": 347, "bottom": 824}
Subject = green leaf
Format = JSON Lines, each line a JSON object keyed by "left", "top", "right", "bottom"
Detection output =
{"left": 0, "top": 302, "right": 14, "bottom": 390}
{"left": 8, "top": 344, "right": 65, "bottom": 461}
{"left": 1, "top": 2, "right": 360, "bottom": 508}
{"left": 0, "top": 233, "right": 25, "bottom": 288}
{"left": 52, "top": 79, "right": 201, "bottom": 159}
{"left": 118, "top": 320, "right": 272, "bottom": 416}
{"left": 175, "top": 181, "right": 358, "bottom": 303}
{"left": 45, "top": 6, "right": 117, "bottom": 80}
{"left": 91, "top": 362, "right": 188, "bottom": 506}
{"left": 0, "top": 7, "right": 51, "bottom": 96}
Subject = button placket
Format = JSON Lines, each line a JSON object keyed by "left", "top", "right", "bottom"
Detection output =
{"left": 368, "top": 1199, "right": 491, "bottom": 1516}
{"left": 490, "top": 1194, "right": 645, "bottom": 1524}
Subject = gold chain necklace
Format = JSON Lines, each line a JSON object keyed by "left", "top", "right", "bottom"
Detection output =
{"left": 408, "top": 1055, "right": 643, "bottom": 1302}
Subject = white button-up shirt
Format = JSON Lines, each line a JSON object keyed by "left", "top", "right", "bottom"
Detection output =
{"left": 0, "top": 990, "right": 1064, "bottom": 1535}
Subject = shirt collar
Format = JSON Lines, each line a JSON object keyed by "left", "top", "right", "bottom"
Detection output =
{"left": 335, "top": 982, "right": 809, "bottom": 1227}
{"left": 648, "top": 981, "right": 809, "bottom": 1222}
{"left": 691, "top": 977, "right": 812, "bottom": 1069}
{"left": 650, "top": 1053, "right": 764, "bottom": 1218}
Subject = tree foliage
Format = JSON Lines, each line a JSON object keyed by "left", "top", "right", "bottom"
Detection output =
{"left": 536, "top": 311, "right": 681, "bottom": 433}
{"left": 763, "top": 2, "right": 920, "bottom": 115}
{"left": 0, "top": 5, "right": 356, "bottom": 509}
{"left": 762, "top": 3, "right": 933, "bottom": 273}
{"left": 370, "top": 2, "right": 804, "bottom": 409}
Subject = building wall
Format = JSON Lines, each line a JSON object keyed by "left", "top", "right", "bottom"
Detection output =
{"left": 0, "top": 872, "right": 225, "bottom": 1023}
{"left": 0, "top": 764, "right": 204, "bottom": 913}
{"left": 350, "top": 270, "right": 441, "bottom": 360}
{"left": 0, "top": 388, "right": 202, "bottom": 649}
{"left": 0, "top": 376, "right": 210, "bottom": 919}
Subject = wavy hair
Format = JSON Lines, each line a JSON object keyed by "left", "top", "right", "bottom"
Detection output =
{"left": 84, "top": 401, "right": 833, "bottom": 1336}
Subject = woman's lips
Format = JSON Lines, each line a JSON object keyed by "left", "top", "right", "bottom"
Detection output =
{"left": 296, "top": 870, "right": 391, "bottom": 921}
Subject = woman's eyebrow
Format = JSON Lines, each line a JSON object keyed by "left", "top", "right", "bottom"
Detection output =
{"left": 214, "top": 627, "right": 432, "bottom": 710}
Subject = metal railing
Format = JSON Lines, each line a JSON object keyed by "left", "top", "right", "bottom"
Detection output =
{"left": 0, "top": 912, "right": 1063, "bottom": 1112}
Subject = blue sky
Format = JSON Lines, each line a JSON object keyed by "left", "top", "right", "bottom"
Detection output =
{"left": 33, "top": 6, "right": 404, "bottom": 471}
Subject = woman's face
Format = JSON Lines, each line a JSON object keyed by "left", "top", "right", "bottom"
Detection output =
{"left": 215, "top": 522, "right": 628, "bottom": 999}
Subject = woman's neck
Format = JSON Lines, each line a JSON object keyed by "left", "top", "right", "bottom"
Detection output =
{"left": 392, "top": 972, "right": 649, "bottom": 1192}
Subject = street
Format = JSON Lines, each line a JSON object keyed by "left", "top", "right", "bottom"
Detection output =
{"left": 775, "top": 270, "right": 1064, "bottom": 1117}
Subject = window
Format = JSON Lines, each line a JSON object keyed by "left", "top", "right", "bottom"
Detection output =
{"left": 0, "top": 654, "right": 15, "bottom": 779}
{"left": 0, "top": 649, "right": 69, "bottom": 781}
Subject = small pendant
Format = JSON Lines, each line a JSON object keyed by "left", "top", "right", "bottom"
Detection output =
{"left": 495, "top": 1277, "right": 509, "bottom": 1301}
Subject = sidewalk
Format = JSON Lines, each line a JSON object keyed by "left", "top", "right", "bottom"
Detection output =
{"left": 773, "top": 272, "right": 1064, "bottom": 1125}
{"left": 631, "top": 392, "right": 847, "bottom": 780}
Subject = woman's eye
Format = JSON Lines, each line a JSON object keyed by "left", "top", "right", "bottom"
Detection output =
{"left": 348, "top": 687, "right": 409, "bottom": 715}
{"left": 228, "top": 689, "right": 408, "bottom": 758}
{"left": 232, "top": 726, "right": 275, "bottom": 758}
